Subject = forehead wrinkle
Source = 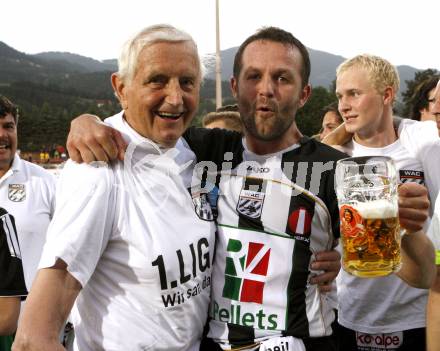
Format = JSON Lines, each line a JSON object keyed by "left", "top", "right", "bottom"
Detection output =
{"left": 135, "top": 42, "right": 200, "bottom": 78}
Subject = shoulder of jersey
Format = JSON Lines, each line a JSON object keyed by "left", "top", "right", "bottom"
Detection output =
{"left": 302, "top": 138, "right": 349, "bottom": 160}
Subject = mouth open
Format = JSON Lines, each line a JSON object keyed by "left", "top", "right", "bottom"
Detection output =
{"left": 257, "top": 106, "right": 273, "bottom": 113}
{"left": 0, "top": 144, "right": 10, "bottom": 150}
{"left": 156, "top": 111, "right": 184, "bottom": 120}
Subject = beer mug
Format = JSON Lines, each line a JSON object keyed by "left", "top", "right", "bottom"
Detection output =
{"left": 335, "top": 156, "right": 401, "bottom": 277}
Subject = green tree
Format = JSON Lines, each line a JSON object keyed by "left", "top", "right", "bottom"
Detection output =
{"left": 401, "top": 69, "right": 439, "bottom": 118}
{"left": 296, "top": 86, "right": 337, "bottom": 137}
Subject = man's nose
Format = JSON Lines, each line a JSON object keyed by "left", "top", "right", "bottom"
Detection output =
{"left": 338, "top": 97, "right": 350, "bottom": 114}
{"left": 0, "top": 127, "right": 8, "bottom": 138}
{"left": 258, "top": 75, "right": 275, "bottom": 98}
{"left": 165, "top": 80, "right": 184, "bottom": 106}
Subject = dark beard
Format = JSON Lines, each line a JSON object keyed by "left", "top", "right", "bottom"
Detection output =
{"left": 241, "top": 109, "right": 296, "bottom": 141}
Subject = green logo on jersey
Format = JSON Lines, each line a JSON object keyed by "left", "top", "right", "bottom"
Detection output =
{"left": 222, "top": 238, "right": 271, "bottom": 304}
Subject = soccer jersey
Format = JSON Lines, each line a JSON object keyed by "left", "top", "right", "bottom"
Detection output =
{"left": 0, "top": 155, "right": 55, "bottom": 291}
{"left": 184, "top": 128, "right": 346, "bottom": 349}
{"left": 337, "top": 119, "right": 440, "bottom": 334}
{"left": 39, "top": 112, "right": 216, "bottom": 351}
{"left": 0, "top": 207, "right": 27, "bottom": 298}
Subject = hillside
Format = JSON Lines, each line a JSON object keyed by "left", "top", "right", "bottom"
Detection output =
{"left": 0, "top": 40, "right": 426, "bottom": 151}
{"left": 205, "top": 45, "right": 419, "bottom": 93}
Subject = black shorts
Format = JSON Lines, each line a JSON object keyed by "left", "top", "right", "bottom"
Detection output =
{"left": 333, "top": 321, "right": 425, "bottom": 351}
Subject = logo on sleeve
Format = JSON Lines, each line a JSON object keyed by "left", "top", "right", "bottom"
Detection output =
{"left": 288, "top": 207, "right": 312, "bottom": 242}
{"left": 399, "top": 170, "right": 424, "bottom": 185}
{"left": 191, "top": 192, "right": 214, "bottom": 221}
{"left": 190, "top": 183, "right": 215, "bottom": 221}
{"left": 222, "top": 239, "right": 271, "bottom": 304}
{"left": 8, "top": 184, "right": 26, "bottom": 202}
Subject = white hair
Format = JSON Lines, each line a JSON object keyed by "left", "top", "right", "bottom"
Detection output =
{"left": 117, "top": 24, "right": 206, "bottom": 84}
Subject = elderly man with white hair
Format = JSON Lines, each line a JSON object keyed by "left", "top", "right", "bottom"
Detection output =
{"left": 13, "top": 24, "right": 216, "bottom": 351}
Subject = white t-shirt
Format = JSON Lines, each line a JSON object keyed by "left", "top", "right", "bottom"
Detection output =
{"left": 39, "top": 112, "right": 216, "bottom": 351}
{"left": 337, "top": 119, "right": 440, "bottom": 333}
{"left": 0, "top": 154, "right": 55, "bottom": 290}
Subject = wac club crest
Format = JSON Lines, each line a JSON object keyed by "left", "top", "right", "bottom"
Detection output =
{"left": 8, "top": 184, "right": 26, "bottom": 202}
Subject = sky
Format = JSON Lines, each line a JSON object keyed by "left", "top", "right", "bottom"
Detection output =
{"left": 3, "top": 0, "right": 439, "bottom": 70}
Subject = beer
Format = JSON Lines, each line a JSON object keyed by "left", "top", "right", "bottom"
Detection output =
{"left": 340, "top": 200, "right": 401, "bottom": 277}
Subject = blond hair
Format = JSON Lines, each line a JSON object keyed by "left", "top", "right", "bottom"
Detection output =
{"left": 337, "top": 54, "right": 400, "bottom": 101}
{"left": 202, "top": 111, "right": 243, "bottom": 133}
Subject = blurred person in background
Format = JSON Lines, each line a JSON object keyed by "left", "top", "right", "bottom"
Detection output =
{"left": 202, "top": 104, "right": 243, "bottom": 132}
{"left": 319, "top": 102, "right": 343, "bottom": 140}
{"left": 0, "top": 95, "right": 55, "bottom": 351}
{"left": 0, "top": 207, "right": 27, "bottom": 347}
{"left": 409, "top": 76, "right": 440, "bottom": 125}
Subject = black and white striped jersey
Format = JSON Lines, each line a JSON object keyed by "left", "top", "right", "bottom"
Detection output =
{"left": 185, "top": 128, "right": 347, "bottom": 349}
{"left": 0, "top": 207, "right": 27, "bottom": 298}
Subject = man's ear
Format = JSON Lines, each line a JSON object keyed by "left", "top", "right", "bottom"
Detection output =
{"left": 298, "top": 84, "right": 312, "bottom": 108}
{"left": 383, "top": 86, "right": 395, "bottom": 106}
{"left": 230, "top": 77, "right": 238, "bottom": 99}
{"left": 111, "top": 73, "right": 128, "bottom": 110}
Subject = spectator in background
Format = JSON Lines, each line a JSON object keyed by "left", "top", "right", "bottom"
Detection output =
{"left": 0, "top": 207, "right": 27, "bottom": 347}
{"left": 0, "top": 95, "right": 56, "bottom": 350}
{"left": 409, "top": 76, "right": 440, "bottom": 135}
{"left": 319, "top": 102, "right": 343, "bottom": 140}
{"left": 410, "top": 76, "right": 440, "bottom": 121}
{"left": 202, "top": 104, "right": 243, "bottom": 133}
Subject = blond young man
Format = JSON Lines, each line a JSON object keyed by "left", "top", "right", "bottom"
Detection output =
{"left": 333, "top": 54, "right": 438, "bottom": 351}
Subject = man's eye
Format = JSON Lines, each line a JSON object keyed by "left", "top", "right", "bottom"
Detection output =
{"left": 147, "top": 76, "right": 167, "bottom": 86}
{"left": 180, "top": 77, "right": 195, "bottom": 88}
{"left": 247, "top": 73, "right": 260, "bottom": 80}
{"left": 277, "top": 76, "right": 289, "bottom": 83}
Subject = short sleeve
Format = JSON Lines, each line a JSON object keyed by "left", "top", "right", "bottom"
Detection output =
{"left": 38, "top": 160, "right": 116, "bottom": 288}
{"left": 399, "top": 119, "right": 440, "bottom": 205}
